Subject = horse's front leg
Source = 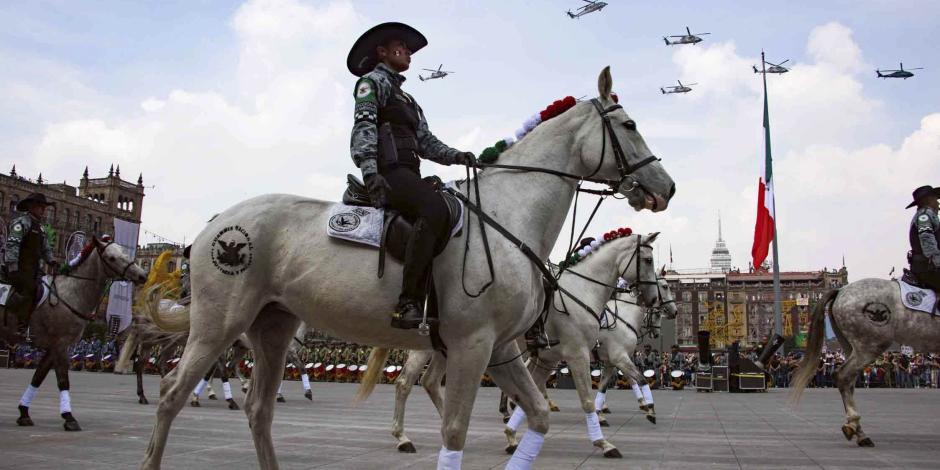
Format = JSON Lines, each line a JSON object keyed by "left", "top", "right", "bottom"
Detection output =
{"left": 16, "top": 349, "right": 55, "bottom": 426}
{"left": 137, "top": 344, "right": 151, "bottom": 404}
{"left": 436, "top": 338, "right": 493, "bottom": 469}
{"left": 487, "top": 341, "right": 551, "bottom": 470}
{"left": 568, "top": 352, "right": 621, "bottom": 458}
{"left": 54, "top": 349, "right": 81, "bottom": 431}
{"left": 391, "top": 349, "right": 431, "bottom": 453}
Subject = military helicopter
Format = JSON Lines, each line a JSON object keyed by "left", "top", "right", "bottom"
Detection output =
{"left": 418, "top": 64, "right": 454, "bottom": 81}
{"left": 876, "top": 62, "right": 923, "bottom": 79}
{"left": 567, "top": 0, "right": 607, "bottom": 19}
{"left": 661, "top": 80, "right": 696, "bottom": 94}
{"left": 663, "top": 26, "right": 710, "bottom": 46}
{"left": 753, "top": 59, "right": 790, "bottom": 74}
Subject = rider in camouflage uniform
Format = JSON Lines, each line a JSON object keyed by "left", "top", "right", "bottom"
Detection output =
{"left": 907, "top": 186, "right": 940, "bottom": 298}
{"left": 2, "top": 193, "right": 60, "bottom": 343}
{"left": 347, "top": 22, "right": 474, "bottom": 330}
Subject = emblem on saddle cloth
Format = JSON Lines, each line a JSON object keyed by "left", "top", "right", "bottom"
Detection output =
{"left": 897, "top": 279, "right": 939, "bottom": 315}
{"left": 326, "top": 204, "right": 384, "bottom": 247}
{"left": 211, "top": 225, "right": 254, "bottom": 275}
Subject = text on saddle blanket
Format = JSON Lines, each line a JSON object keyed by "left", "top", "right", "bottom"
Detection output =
{"left": 897, "top": 280, "right": 939, "bottom": 315}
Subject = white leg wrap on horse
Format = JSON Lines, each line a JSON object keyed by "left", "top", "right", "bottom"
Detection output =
{"left": 593, "top": 391, "right": 606, "bottom": 411}
{"left": 19, "top": 385, "right": 39, "bottom": 407}
{"left": 436, "top": 447, "right": 463, "bottom": 470}
{"left": 585, "top": 412, "right": 604, "bottom": 442}
{"left": 193, "top": 378, "right": 208, "bottom": 396}
{"left": 301, "top": 374, "right": 311, "bottom": 390}
{"left": 222, "top": 382, "right": 233, "bottom": 400}
{"left": 59, "top": 390, "right": 72, "bottom": 414}
{"left": 506, "top": 406, "right": 526, "bottom": 432}
{"left": 277, "top": 382, "right": 283, "bottom": 394}
{"left": 641, "top": 384, "right": 654, "bottom": 405}
{"left": 631, "top": 383, "right": 643, "bottom": 400}
{"left": 505, "top": 430, "right": 545, "bottom": 470}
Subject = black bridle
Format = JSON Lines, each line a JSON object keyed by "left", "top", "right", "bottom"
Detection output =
{"left": 44, "top": 241, "right": 139, "bottom": 322}
{"left": 602, "top": 278, "right": 675, "bottom": 341}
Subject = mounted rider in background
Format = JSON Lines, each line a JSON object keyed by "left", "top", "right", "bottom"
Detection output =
{"left": 907, "top": 185, "right": 940, "bottom": 295}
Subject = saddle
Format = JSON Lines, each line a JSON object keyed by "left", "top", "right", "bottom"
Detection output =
{"left": 897, "top": 270, "right": 939, "bottom": 315}
{"left": 341, "top": 174, "right": 463, "bottom": 275}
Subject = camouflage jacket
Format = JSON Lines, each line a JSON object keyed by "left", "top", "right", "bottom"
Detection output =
{"left": 4, "top": 213, "right": 54, "bottom": 272}
{"left": 912, "top": 206, "right": 940, "bottom": 266}
{"left": 350, "top": 62, "right": 461, "bottom": 177}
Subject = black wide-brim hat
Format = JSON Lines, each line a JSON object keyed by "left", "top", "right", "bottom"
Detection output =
{"left": 906, "top": 185, "right": 940, "bottom": 209}
{"left": 347, "top": 22, "right": 427, "bottom": 77}
{"left": 16, "top": 192, "right": 55, "bottom": 212}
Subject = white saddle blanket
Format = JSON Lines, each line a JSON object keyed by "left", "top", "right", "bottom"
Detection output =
{"left": 0, "top": 276, "right": 51, "bottom": 308}
{"left": 897, "top": 280, "right": 938, "bottom": 314}
{"left": 326, "top": 199, "right": 464, "bottom": 248}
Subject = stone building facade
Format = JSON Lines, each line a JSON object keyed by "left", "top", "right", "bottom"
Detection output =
{"left": 0, "top": 165, "right": 145, "bottom": 261}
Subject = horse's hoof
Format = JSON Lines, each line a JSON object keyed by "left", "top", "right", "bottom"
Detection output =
{"left": 304, "top": 390, "right": 313, "bottom": 401}
{"left": 16, "top": 416, "right": 33, "bottom": 426}
{"left": 858, "top": 437, "right": 874, "bottom": 447}
{"left": 549, "top": 405, "right": 560, "bottom": 412}
{"left": 227, "top": 399, "right": 240, "bottom": 411}
{"left": 604, "top": 448, "right": 623, "bottom": 458}
{"left": 242, "top": 387, "right": 249, "bottom": 394}
{"left": 276, "top": 396, "right": 286, "bottom": 403}
{"left": 505, "top": 445, "right": 517, "bottom": 455}
{"left": 841, "top": 425, "right": 856, "bottom": 440}
{"left": 190, "top": 400, "right": 200, "bottom": 407}
{"left": 207, "top": 393, "right": 217, "bottom": 400}
{"left": 63, "top": 420, "right": 82, "bottom": 432}
{"left": 599, "top": 419, "right": 610, "bottom": 427}
{"left": 502, "top": 416, "right": 510, "bottom": 424}
{"left": 646, "top": 415, "right": 656, "bottom": 424}
{"left": 601, "top": 407, "right": 611, "bottom": 414}
{"left": 397, "top": 441, "right": 416, "bottom": 453}
{"left": 139, "top": 396, "right": 149, "bottom": 405}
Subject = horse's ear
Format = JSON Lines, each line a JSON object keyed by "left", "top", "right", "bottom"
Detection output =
{"left": 597, "top": 66, "right": 612, "bottom": 101}
{"left": 647, "top": 231, "right": 660, "bottom": 243}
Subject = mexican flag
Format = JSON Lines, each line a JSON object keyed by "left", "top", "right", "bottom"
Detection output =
{"left": 751, "top": 76, "right": 775, "bottom": 270}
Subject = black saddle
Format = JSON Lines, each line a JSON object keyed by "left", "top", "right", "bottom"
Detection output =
{"left": 343, "top": 174, "right": 462, "bottom": 276}
{"left": 902, "top": 268, "right": 928, "bottom": 289}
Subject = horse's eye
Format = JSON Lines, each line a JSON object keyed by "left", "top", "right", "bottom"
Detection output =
{"left": 109, "top": 256, "right": 116, "bottom": 261}
{"left": 623, "top": 120, "right": 636, "bottom": 131}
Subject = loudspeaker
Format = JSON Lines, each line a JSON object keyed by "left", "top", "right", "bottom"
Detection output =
{"left": 697, "top": 330, "right": 711, "bottom": 368}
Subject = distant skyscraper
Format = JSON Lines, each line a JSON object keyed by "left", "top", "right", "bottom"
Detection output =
{"left": 710, "top": 216, "right": 733, "bottom": 273}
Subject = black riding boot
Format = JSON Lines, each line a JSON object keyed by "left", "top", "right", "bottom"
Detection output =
{"left": 391, "top": 219, "right": 438, "bottom": 330}
{"left": 525, "top": 317, "right": 559, "bottom": 351}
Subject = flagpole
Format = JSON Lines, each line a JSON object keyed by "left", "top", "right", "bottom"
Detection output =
{"left": 762, "top": 51, "right": 785, "bottom": 351}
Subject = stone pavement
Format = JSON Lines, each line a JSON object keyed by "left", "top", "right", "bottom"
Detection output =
{"left": 1, "top": 369, "right": 939, "bottom": 469}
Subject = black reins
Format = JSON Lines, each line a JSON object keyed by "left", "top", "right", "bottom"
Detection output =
{"left": 44, "top": 241, "right": 138, "bottom": 322}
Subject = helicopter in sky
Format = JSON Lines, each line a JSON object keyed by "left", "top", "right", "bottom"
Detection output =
{"left": 661, "top": 80, "right": 696, "bottom": 94}
{"left": 418, "top": 64, "right": 454, "bottom": 81}
{"left": 753, "top": 59, "right": 790, "bottom": 74}
{"left": 567, "top": 0, "right": 607, "bottom": 19}
{"left": 663, "top": 26, "right": 710, "bottom": 45}
{"left": 876, "top": 62, "right": 923, "bottom": 79}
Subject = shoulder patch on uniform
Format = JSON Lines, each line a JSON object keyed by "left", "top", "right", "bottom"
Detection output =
{"left": 12, "top": 223, "right": 23, "bottom": 233}
{"left": 919, "top": 214, "right": 930, "bottom": 222}
{"left": 355, "top": 79, "right": 376, "bottom": 102}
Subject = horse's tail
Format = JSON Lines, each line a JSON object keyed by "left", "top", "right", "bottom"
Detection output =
{"left": 143, "top": 284, "right": 191, "bottom": 333}
{"left": 114, "top": 326, "right": 138, "bottom": 374}
{"left": 789, "top": 288, "right": 839, "bottom": 404}
{"left": 355, "top": 347, "right": 391, "bottom": 404}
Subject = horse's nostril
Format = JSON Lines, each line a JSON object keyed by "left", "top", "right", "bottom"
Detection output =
{"left": 668, "top": 183, "right": 676, "bottom": 199}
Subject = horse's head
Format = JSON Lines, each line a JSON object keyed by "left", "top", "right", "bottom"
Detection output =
{"left": 571, "top": 67, "right": 675, "bottom": 212}
{"left": 91, "top": 236, "right": 148, "bottom": 284}
{"left": 657, "top": 276, "right": 678, "bottom": 320}
{"left": 614, "top": 232, "right": 660, "bottom": 306}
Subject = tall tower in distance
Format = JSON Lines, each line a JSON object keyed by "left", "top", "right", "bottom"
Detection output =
{"left": 710, "top": 215, "right": 733, "bottom": 273}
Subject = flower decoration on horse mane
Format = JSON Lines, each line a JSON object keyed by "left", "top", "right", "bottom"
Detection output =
{"left": 479, "top": 96, "right": 579, "bottom": 164}
{"left": 557, "top": 227, "right": 633, "bottom": 269}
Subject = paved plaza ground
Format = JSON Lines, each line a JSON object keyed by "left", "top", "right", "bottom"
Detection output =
{"left": 1, "top": 369, "right": 939, "bottom": 469}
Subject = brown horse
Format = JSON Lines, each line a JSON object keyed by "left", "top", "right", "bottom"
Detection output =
{"left": 7, "top": 236, "right": 147, "bottom": 431}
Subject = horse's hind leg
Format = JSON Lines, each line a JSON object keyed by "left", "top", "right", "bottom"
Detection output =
{"left": 142, "top": 310, "right": 249, "bottom": 470}
{"left": 16, "top": 350, "right": 55, "bottom": 426}
{"left": 836, "top": 346, "right": 882, "bottom": 447}
{"left": 137, "top": 344, "right": 151, "bottom": 404}
{"left": 392, "top": 349, "right": 432, "bottom": 453}
{"left": 53, "top": 349, "right": 81, "bottom": 431}
{"left": 243, "top": 305, "right": 299, "bottom": 470}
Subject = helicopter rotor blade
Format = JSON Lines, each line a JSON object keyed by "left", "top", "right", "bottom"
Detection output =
{"left": 695, "top": 32, "right": 711, "bottom": 35}
{"left": 908, "top": 67, "right": 924, "bottom": 70}
{"left": 422, "top": 69, "right": 438, "bottom": 72}
{"left": 778, "top": 59, "right": 790, "bottom": 65}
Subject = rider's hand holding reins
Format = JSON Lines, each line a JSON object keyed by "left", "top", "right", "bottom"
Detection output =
{"left": 456, "top": 151, "right": 476, "bottom": 167}
{"left": 365, "top": 173, "right": 391, "bottom": 208}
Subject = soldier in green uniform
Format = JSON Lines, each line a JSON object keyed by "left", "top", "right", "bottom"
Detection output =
{"left": 907, "top": 185, "right": 940, "bottom": 301}
{"left": 347, "top": 22, "right": 475, "bottom": 330}
{"left": 2, "top": 193, "right": 60, "bottom": 343}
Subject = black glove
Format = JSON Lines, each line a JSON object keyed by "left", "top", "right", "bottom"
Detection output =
{"left": 455, "top": 151, "right": 476, "bottom": 167}
{"left": 46, "top": 260, "right": 60, "bottom": 273}
{"left": 364, "top": 173, "right": 391, "bottom": 209}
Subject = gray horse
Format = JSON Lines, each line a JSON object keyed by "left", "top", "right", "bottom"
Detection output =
{"left": 790, "top": 279, "right": 940, "bottom": 447}
{"left": 142, "top": 66, "right": 675, "bottom": 470}
{"left": 9, "top": 236, "right": 147, "bottom": 430}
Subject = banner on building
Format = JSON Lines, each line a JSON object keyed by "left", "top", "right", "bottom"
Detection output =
{"left": 728, "top": 303, "right": 747, "bottom": 343}
{"left": 106, "top": 218, "right": 140, "bottom": 334}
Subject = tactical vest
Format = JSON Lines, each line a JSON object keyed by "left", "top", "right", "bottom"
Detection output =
{"left": 18, "top": 220, "right": 44, "bottom": 281}
{"left": 378, "top": 82, "right": 421, "bottom": 171}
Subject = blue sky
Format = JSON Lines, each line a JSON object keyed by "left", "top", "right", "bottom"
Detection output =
{"left": 2, "top": 0, "right": 938, "bottom": 280}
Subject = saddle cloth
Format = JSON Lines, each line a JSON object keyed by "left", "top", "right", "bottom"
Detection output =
{"left": 897, "top": 279, "right": 939, "bottom": 314}
{"left": 327, "top": 174, "right": 464, "bottom": 254}
{"left": 0, "top": 276, "right": 50, "bottom": 308}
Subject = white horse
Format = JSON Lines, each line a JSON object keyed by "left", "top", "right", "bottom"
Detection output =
{"left": 141, "top": 66, "right": 675, "bottom": 470}
{"left": 593, "top": 277, "right": 678, "bottom": 426}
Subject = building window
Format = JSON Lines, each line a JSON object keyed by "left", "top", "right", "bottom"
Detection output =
{"left": 9, "top": 194, "right": 19, "bottom": 215}
{"left": 698, "top": 291, "right": 707, "bottom": 301}
{"left": 682, "top": 291, "right": 691, "bottom": 302}
{"left": 167, "top": 261, "right": 176, "bottom": 273}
